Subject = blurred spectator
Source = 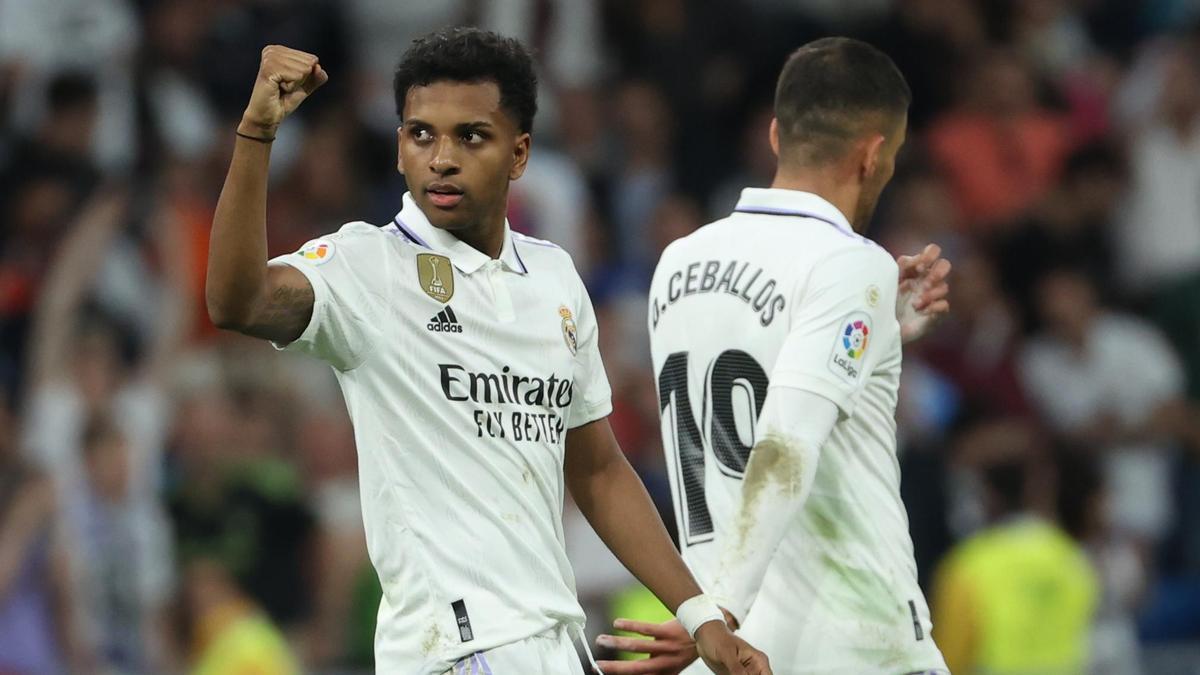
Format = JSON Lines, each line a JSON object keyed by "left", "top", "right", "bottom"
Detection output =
{"left": 507, "top": 148, "right": 594, "bottom": 270}
{"left": 344, "top": 0, "right": 469, "bottom": 133}
{"left": 168, "top": 386, "right": 318, "bottom": 632}
{"left": 0, "top": 397, "right": 91, "bottom": 675}
{"left": 1058, "top": 449, "right": 1147, "bottom": 675}
{"left": 17, "top": 187, "right": 186, "bottom": 673}
{"left": 73, "top": 414, "right": 174, "bottom": 673}
{"left": 1113, "top": 38, "right": 1200, "bottom": 398}
{"left": 180, "top": 558, "right": 299, "bottom": 675}
{"left": 994, "top": 142, "right": 1123, "bottom": 317}
{"left": 480, "top": 0, "right": 605, "bottom": 138}
{"left": 0, "top": 170, "right": 79, "bottom": 396}
{"left": 0, "top": 0, "right": 141, "bottom": 171}
{"left": 1, "top": 71, "right": 100, "bottom": 199}
{"left": 932, "top": 419, "right": 1098, "bottom": 675}
{"left": 870, "top": 0, "right": 987, "bottom": 131}
{"left": 1019, "top": 269, "right": 1188, "bottom": 546}
{"left": 1007, "top": 0, "right": 1096, "bottom": 79}
{"left": 607, "top": 80, "right": 677, "bottom": 269}
{"left": 920, "top": 252, "right": 1030, "bottom": 418}
{"left": 927, "top": 49, "right": 1071, "bottom": 232}
{"left": 708, "top": 103, "right": 776, "bottom": 219}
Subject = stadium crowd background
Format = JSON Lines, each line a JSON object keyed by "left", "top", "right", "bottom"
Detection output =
{"left": 2, "top": 0, "right": 1200, "bottom": 673}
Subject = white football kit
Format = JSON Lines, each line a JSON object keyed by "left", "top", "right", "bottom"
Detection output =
{"left": 648, "top": 188, "right": 948, "bottom": 674}
{"left": 272, "top": 192, "right": 610, "bottom": 674}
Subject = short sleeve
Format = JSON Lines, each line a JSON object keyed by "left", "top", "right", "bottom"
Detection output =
{"left": 770, "top": 245, "right": 899, "bottom": 418}
{"left": 566, "top": 281, "right": 613, "bottom": 428}
{"left": 269, "top": 223, "right": 387, "bottom": 371}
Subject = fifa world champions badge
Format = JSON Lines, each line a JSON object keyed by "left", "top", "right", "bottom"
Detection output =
{"left": 559, "top": 305, "right": 578, "bottom": 355}
{"left": 417, "top": 253, "right": 455, "bottom": 303}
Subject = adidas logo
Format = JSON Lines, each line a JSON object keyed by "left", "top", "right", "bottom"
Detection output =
{"left": 427, "top": 306, "right": 463, "bottom": 333}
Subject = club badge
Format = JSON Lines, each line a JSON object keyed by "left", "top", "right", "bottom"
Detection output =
{"left": 559, "top": 305, "right": 578, "bottom": 355}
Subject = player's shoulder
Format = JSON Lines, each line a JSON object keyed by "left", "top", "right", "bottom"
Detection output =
{"left": 284, "top": 221, "right": 398, "bottom": 271}
{"left": 511, "top": 231, "right": 580, "bottom": 277}
{"left": 306, "top": 221, "right": 391, "bottom": 251}
{"left": 814, "top": 235, "right": 897, "bottom": 283}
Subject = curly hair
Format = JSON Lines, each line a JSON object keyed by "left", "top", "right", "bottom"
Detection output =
{"left": 393, "top": 27, "right": 538, "bottom": 134}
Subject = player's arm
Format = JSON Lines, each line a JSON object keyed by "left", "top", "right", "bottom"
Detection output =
{"left": 565, "top": 419, "right": 771, "bottom": 675}
{"left": 709, "top": 388, "right": 838, "bottom": 620}
{"left": 205, "top": 45, "right": 327, "bottom": 342}
{"left": 25, "top": 188, "right": 127, "bottom": 391}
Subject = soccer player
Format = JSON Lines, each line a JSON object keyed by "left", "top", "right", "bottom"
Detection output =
{"left": 598, "top": 38, "right": 952, "bottom": 674}
{"left": 204, "top": 28, "right": 771, "bottom": 675}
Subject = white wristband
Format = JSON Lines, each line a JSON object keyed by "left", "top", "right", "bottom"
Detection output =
{"left": 676, "top": 594, "right": 726, "bottom": 638}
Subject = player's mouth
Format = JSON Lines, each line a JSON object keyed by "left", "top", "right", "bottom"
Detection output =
{"left": 426, "top": 183, "right": 465, "bottom": 209}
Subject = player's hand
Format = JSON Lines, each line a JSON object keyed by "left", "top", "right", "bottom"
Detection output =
{"left": 240, "top": 45, "right": 329, "bottom": 138}
{"left": 693, "top": 621, "right": 770, "bottom": 675}
{"left": 896, "top": 243, "right": 951, "bottom": 344}
{"left": 596, "top": 618, "right": 698, "bottom": 674}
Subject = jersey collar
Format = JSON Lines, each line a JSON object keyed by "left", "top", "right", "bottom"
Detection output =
{"left": 391, "top": 192, "right": 529, "bottom": 275}
{"left": 733, "top": 188, "right": 855, "bottom": 235}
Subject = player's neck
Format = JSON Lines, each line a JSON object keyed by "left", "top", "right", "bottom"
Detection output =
{"left": 452, "top": 214, "right": 507, "bottom": 259}
{"left": 769, "top": 171, "right": 862, "bottom": 232}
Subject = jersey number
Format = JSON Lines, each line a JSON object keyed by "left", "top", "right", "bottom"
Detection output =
{"left": 657, "top": 350, "right": 769, "bottom": 544}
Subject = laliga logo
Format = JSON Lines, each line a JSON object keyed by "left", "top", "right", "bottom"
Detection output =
{"left": 842, "top": 319, "right": 870, "bottom": 359}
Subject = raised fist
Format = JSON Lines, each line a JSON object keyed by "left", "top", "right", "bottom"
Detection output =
{"left": 240, "top": 45, "right": 328, "bottom": 137}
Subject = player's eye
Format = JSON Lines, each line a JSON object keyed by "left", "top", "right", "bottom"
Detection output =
{"left": 410, "top": 127, "right": 433, "bottom": 143}
{"left": 462, "top": 131, "right": 486, "bottom": 144}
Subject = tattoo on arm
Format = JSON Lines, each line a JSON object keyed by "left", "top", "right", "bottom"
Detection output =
{"left": 244, "top": 282, "right": 315, "bottom": 343}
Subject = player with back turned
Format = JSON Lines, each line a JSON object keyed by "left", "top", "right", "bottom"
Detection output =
{"left": 204, "top": 28, "right": 772, "bottom": 675}
{"left": 599, "top": 38, "right": 952, "bottom": 675}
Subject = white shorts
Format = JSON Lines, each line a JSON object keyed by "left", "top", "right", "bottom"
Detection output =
{"left": 440, "top": 624, "right": 592, "bottom": 675}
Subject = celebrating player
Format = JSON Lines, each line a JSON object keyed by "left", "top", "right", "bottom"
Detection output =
{"left": 205, "top": 28, "right": 771, "bottom": 675}
{"left": 598, "top": 38, "right": 951, "bottom": 674}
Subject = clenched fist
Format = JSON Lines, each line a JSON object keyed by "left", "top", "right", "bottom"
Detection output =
{"left": 239, "top": 45, "right": 328, "bottom": 138}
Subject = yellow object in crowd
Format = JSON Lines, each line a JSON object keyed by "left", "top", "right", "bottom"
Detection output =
{"left": 933, "top": 517, "right": 1099, "bottom": 675}
{"left": 191, "top": 599, "right": 300, "bottom": 675}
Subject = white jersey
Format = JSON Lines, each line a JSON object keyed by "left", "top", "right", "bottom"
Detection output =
{"left": 648, "top": 188, "right": 946, "bottom": 673}
{"left": 272, "top": 193, "right": 612, "bottom": 674}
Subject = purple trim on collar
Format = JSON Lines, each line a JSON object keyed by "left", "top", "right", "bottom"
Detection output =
{"left": 733, "top": 207, "right": 847, "bottom": 233}
{"left": 511, "top": 242, "right": 529, "bottom": 273}
{"left": 392, "top": 217, "right": 432, "bottom": 249}
{"left": 512, "top": 233, "right": 561, "bottom": 249}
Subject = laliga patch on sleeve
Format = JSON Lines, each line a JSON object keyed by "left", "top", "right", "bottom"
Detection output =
{"left": 828, "top": 312, "right": 871, "bottom": 384}
{"left": 297, "top": 239, "right": 335, "bottom": 265}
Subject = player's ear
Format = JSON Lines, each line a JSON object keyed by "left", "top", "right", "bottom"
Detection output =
{"left": 861, "top": 133, "right": 886, "bottom": 181}
{"left": 769, "top": 118, "right": 781, "bottom": 158}
{"left": 396, "top": 126, "right": 405, "bottom": 175}
{"left": 509, "top": 132, "right": 531, "bottom": 181}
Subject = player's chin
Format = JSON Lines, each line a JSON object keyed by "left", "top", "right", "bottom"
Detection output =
{"left": 422, "top": 200, "right": 471, "bottom": 230}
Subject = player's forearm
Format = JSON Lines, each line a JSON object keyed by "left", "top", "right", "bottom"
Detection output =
{"left": 713, "top": 434, "right": 817, "bottom": 620}
{"left": 206, "top": 127, "right": 274, "bottom": 329}
{"left": 712, "top": 388, "right": 836, "bottom": 620}
{"left": 573, "top": 455, "right": 706, "bottom": 611}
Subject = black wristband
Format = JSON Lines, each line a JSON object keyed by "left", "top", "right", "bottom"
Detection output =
{"left": 236, "top": 130, "right": 275, "bottom": 143}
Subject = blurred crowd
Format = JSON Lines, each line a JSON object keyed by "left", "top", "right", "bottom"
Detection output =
{"left": 2, "top": 0, "right": 1200, "bottom": 673}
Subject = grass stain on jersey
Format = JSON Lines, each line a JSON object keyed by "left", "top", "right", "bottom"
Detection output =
{"left": 729, "top": 436, "right": 804, "bottom": 563}
{"left": 420, "top": 622, "right": 446, "bottom": 656}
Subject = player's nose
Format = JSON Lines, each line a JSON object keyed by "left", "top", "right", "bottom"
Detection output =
{"left": 429, "top": 136, "right": 460, "bottom": 175}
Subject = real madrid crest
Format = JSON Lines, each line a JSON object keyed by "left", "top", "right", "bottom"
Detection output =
{"left": 559, "top": 305, "right": 578, "bottom": 355}
{"left": 416, "top": 253, "right": 454, "bottom": 303}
